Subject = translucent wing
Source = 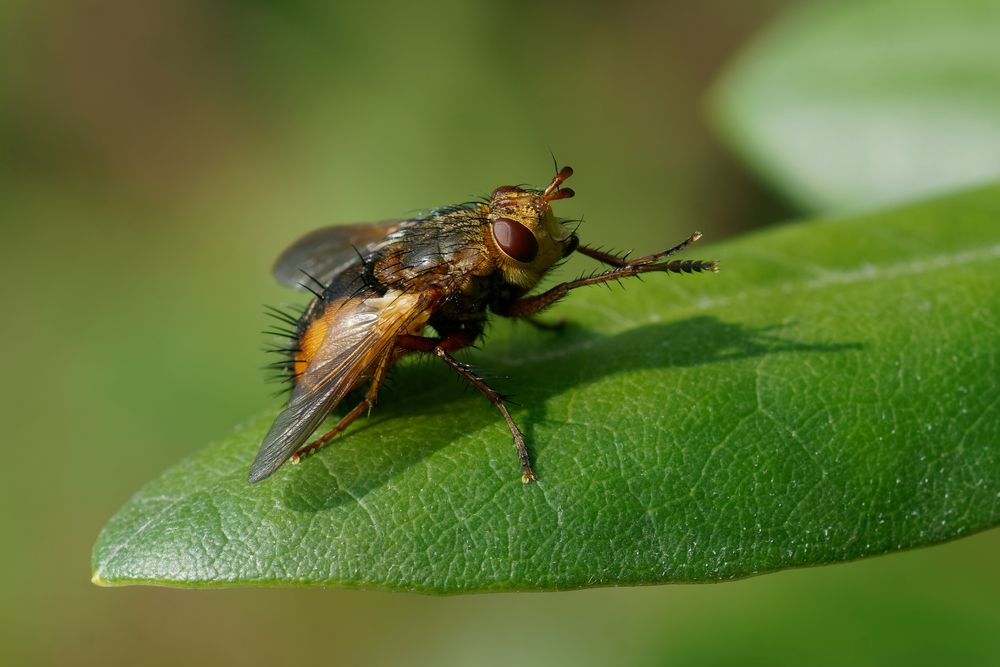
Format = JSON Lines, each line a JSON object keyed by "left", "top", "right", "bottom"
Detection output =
{"left": 273, "top": 222, "right": 406, "bottom": 291}
{"left": 248, "top": 289, "right": 434, "bottom": 483}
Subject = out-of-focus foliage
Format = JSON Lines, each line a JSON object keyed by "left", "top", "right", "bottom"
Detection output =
{"left": 713, "top": 0, "right": 1000, "bottom": 210}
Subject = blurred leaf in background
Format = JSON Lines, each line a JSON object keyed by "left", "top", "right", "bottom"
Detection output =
{"left": 712, "top": 0, "right": 1000, "bottom": 211}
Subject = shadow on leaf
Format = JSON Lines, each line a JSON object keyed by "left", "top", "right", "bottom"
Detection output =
{"left": 279, "top": 315, "right": 860, "bottom": 513}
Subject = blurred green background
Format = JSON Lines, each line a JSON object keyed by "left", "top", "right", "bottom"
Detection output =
{"left": 3, "top": 0, "right": 998, "bottom": 665}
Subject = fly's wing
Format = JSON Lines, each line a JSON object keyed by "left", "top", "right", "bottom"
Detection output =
{"left": 248, "top": 289, "right": 434, "bottom": 483}
{"left": 273, "top": 221, "right": 407, "bottom": 291}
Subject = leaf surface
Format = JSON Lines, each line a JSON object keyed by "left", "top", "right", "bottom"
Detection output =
{"left": 93, "top": 186, "right": 1000, "bottom": 591}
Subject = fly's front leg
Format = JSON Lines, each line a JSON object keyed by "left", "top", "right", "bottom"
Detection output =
{"left": 505, "top": 231, "right": 718, "bottom": 319}
{"left": 575, "top": 231, "right": 706, "bottom": 268}
{"left": 396, "top": 333, "right": 537, "bottom": 483}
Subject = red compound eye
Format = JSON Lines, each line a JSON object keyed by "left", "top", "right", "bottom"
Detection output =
{"left": 491, "top": 185, "right": 522, "bottom": 198}
{"left": 492, "top": 217, "right": 538, "bottom": 263}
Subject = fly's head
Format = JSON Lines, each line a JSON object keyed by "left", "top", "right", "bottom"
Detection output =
{"left": 485, "top": 166, "right": 580, "bottom": 288}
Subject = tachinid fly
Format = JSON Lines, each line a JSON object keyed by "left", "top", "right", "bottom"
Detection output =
{"left": 250, "top": 166, "right": 718, "bottom": 484}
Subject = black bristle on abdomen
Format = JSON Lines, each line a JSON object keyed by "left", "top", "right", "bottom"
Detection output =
{"left": 262, "top": 303, "right": 308, "bottom": 391}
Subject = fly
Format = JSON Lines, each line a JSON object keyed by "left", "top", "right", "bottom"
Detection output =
{"left": 249, "top": 166, "right": 718, "bottom": 484}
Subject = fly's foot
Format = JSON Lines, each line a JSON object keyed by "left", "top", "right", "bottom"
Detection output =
{"left": 290, "top": 442, "right": 321, "bottom": 464}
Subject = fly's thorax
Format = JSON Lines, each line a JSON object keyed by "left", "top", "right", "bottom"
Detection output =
{"left": 485, "top": 188, "right": 576, "bottom": 289}
{"left": 370, "top": 209, "right": 489, "bottom": 291}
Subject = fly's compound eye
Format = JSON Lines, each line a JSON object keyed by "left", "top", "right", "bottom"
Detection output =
{"left": 491, "top": 185, "right": 522, "bottom": 199}
{"left": 492, "top": 217, "right": 539, "bottom": 263}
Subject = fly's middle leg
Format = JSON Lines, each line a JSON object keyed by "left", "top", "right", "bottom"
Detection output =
{"left": 396, "top": 333, "right": 536, "bottom": 483}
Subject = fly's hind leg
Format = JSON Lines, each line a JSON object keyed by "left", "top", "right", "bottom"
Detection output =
{"left": 289, "top": 398, "right": 370, "bottom": 464}
{"left": 396, "top": 333, "right": 537, "bottom": 483}
{"left": 290, "top": 358, "right": 390, "bottom": 464}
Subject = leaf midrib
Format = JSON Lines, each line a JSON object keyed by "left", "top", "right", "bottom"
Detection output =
{"left": 487, "top": 240, "right": 999, "bottom": 367}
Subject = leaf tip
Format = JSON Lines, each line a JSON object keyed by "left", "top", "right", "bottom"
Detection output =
{"left": 91, "top": 567, "right": 109, "bottom": 587}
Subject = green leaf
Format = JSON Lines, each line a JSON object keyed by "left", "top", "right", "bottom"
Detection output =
{"left": 92, "top": 185, "right": 1000, "bottom": 592}
{"left": 711, "top": 0, "right": 1000, "bottom": 211}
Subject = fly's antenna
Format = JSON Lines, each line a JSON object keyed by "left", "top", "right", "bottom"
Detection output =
{"left": 544, "top": 165, "right": 575, "bottom": 202}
